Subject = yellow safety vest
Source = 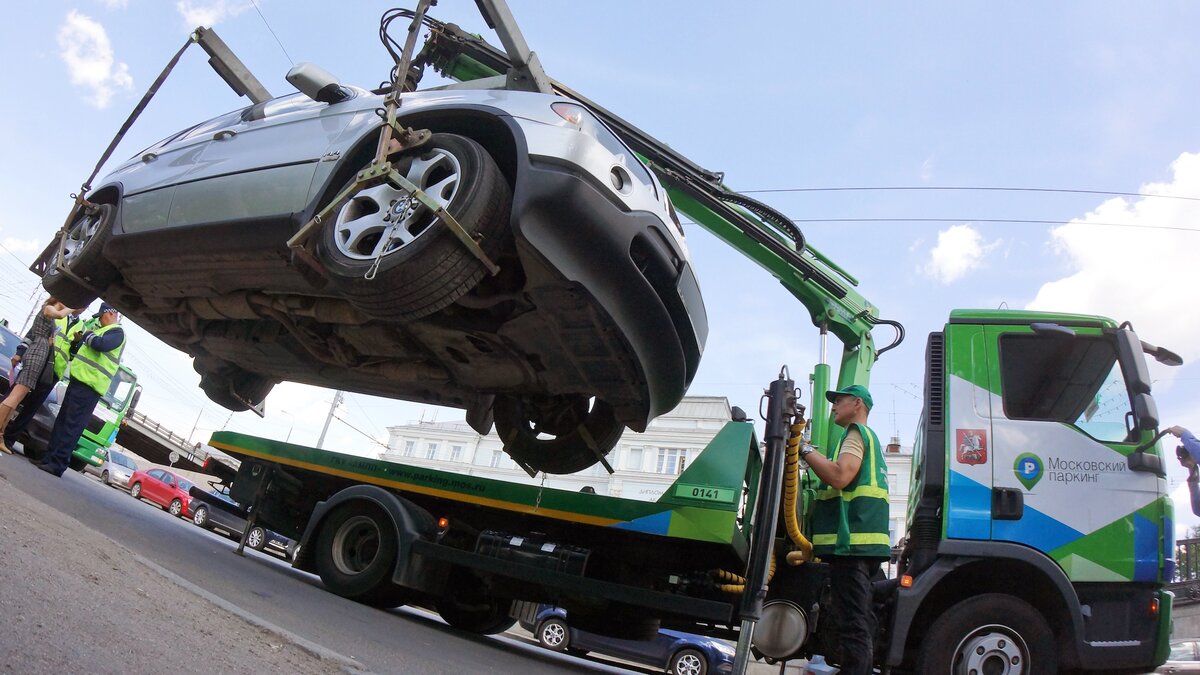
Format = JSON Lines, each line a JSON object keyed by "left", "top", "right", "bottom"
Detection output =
{"left": 52, "top": 316, "right": 92, "bottom": 381}
{"left": 70, "top": 323, "right": 125, "bottom": 395}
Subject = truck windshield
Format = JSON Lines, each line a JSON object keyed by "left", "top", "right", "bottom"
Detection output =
{"left": 998, "top": 334, "right": 1134, "bottom": 443}
{"left": 103, "top": 369, "right": 137, "bottom": 410}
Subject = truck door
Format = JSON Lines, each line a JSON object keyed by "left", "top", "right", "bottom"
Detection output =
{"left": 983, "top": 325, "right": 1161, "bottom": 582}
{"left": 942, "top": 322, "right": 997, "bottom": 542}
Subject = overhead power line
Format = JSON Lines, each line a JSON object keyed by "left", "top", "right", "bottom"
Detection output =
{"left": 740, "top": 185, "right": 1200, "bottom": 203}
{"left": 787, "top": 217, "right": 1199, "bottom": 233}
{"left": 249, "top": 0, "right": 294, "bottom": 65}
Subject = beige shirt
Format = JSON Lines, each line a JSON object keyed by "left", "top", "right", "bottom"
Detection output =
{"left": 838, "top": 427, "right": 864, "bottom": 462}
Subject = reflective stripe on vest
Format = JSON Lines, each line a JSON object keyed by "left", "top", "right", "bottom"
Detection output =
{"left": 52, "top": 316, "right": 86, "bottom": 381}
{"left": 71, "top": 323, "right": 125, "bottom": 395}
{"left": 809, "top": 422, "right": 891, "bottom": 558}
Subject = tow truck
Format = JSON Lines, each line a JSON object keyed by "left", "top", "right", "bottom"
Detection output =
{"left": 40, "top": 3, "right": 1181, "bottom": 673}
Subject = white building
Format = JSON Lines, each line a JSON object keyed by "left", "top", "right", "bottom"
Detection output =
{"left": 379, "top": 397, "right": 914, "bottom": 544}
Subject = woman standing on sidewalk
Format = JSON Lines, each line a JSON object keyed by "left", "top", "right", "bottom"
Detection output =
{"left": 0, "top": 298, "right": 74, "bottom": 453}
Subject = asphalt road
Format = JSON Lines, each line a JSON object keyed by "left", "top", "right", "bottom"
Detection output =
{"left": 0, "top": 447, "right": 657, "bottom": 674}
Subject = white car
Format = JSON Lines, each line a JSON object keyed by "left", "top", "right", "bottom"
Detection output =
{"left": 38, "top": 65, "right": 706, "bottom": 475}
{"left": 84, "top": 448, "right": 139, "bottom": 490}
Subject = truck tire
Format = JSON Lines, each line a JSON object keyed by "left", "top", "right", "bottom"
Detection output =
{"left": 315, "top": 133, "right": 513, "bottom": 321}
{"left": 42, "top": 203, "right": 120, "bottom": 308}
{"left": 435, "top": 568, "right": 515, "bottom": 635}
{"left": 314, "top": 502, "right": 402, "bottom": 605}
{"left": 493, "top": 395, "right": 623, "bottom": 475}
{"left": 916, "top": 593, "right": 1057, "bottom": 674}
{"left": 669, "top": 649, "right": 708, "bottom": 675}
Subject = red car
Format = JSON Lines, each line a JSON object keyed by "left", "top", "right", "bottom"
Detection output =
{"left": 129, "top": 467, "right": 196, "bottom": 518}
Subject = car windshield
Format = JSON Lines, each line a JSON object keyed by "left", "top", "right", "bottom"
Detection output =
{"left": 111, "top": 453, "right": 137, "bottom": 470}
{"left": 207, "top": 490, "right": 237, "bottom": 506}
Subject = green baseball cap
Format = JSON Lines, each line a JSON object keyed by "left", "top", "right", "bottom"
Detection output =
{"left": 825, "top": 384, "right": 873, "bottom": 411}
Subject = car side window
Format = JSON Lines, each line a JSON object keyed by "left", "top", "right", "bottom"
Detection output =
{"left": 148, "top": 469, "right": 162, "bottom": 480}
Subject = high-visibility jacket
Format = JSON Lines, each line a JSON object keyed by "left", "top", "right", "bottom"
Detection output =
{"left": 52, "top": 316, "right": 92, "bottom": 381}
{"left": 70, "top": 323, "right": 125, "bottom": 395}
{"left": 810, "top": 422, "right": 891, "bottom": 558}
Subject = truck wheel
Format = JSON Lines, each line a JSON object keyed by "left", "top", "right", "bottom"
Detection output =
{"left": 669, "top": 649, "right": 707, "bottom": 675}
{"left": 169, "top": 499, "right": 183, "bottom": 517}
{"left": 246, "top": 526, "right": 268, "bottom": 551}
{"left": 537, "top": 618, "right": 571, "bottom": 651}
{"left": 315, "top": 133, "right": 513, "bottom": 321}
{"left": 916, "top": 593, "right": 1057, "bottom": 674}
{"left": 436, "top": 568, "right": 515, "bottom": 635}
{"left": 314, "top": 502, "right": 400, "bottom": 603}
{"left": 493, "top": 395, "right": 623, "bottom": 475}
{"left": 192, "top": 505, "right": 210, "bottom": 528}
{"left": 42, "top": 203, "right": 120, "bottom": 308}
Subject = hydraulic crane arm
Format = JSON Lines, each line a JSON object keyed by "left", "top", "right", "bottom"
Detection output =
{"left": 408, "top": 17, "right": 903, "bottom": 450}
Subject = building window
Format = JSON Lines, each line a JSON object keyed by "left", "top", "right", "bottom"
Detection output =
{"left": 426, "top": 442, "right": 439, "bottom": 459}
{"left": 656, "top": 447, "right": 686, "bottom": 474}
{"left": 450, "top": 444, "right": 464, "bottom": 462}
{"left": 403, "top": 440, "right": 415, "bottom": 457}
{"left": 627, "top": 446, "right": 644, "bottom": 471}
{"left": 490, "top": 449, "right": 503, "bottom": 468}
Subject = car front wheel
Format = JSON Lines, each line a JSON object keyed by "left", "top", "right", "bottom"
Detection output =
{"left": 246, "top": 526, "right": 267, "bottom": 551}
{"left": 669, "top": 649, "right": 707, "bottom": 675}
{"left": 130, "top": 482, "right": 142, "bottom": 499}
{"left": 537, "top": 618, "right": 570, "bottom": 652}
{"left": 42, "top": 203, "right": 120, "bottom": 308}
{"left": 315, "top": 133, "right": 513, "bottom": 321}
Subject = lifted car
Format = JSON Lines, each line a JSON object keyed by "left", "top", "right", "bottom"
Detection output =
{"left": 39, "top": 60, "right": 705, "bottom": 476}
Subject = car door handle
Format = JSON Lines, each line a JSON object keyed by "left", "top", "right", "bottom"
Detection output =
{"left": 213, "top": 129, "right": 237, "bottom": 141}
{"left": 992, "top": 487, "right": 1024, "bottom": 520}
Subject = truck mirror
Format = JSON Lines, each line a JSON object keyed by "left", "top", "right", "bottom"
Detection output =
{"left": 1115, "top": 329, "right": 1152, "bottom": 395}
{"left": 1132, "top": 392, "right": 1159, "bottom": 431}
{"left": 129, "top": 387, "right": 142, "bottom": 412}
{"left": 1141, "top": 340, "right": 1184, "bottom": 367}
{"left": 1127, "top": 448, "right": 1165, "bottom": 476}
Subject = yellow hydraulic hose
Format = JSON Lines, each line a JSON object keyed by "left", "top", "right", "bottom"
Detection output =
{"left": 713, "top": 554, "right": 777, "bottom": 594}
{"left": 783, "top": 419, "right": 814, "bottom": 565}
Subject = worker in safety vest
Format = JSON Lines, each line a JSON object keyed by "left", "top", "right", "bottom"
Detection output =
{"left": 801, "top": 384, "right": 890, "bottom": 675}
{"left": 3, "top": 307, "right": 89, "bottom": 457}
{"left": 36, "top": 303, "right": 125, "bottom": 477}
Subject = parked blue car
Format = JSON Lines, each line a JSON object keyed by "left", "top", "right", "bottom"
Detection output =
{"left": 520, "top": 605, "right": 735, "bottom": 675}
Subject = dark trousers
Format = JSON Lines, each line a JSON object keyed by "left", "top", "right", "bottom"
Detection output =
{"left": 5, "top": 374, "right": 56, "bottom": 451}
{"left": 41, "top": 379, "right": 101, "bottom": 476}
{"left": 827, "top": 556, "right": 882, "bottom": 675}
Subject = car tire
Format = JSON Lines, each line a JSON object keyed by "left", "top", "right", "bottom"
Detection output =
{"left": 916, "top": 593, "right": 1057, "bottom": 674}
{"left": 493, "top": 395, "right": 624, "bottom": 475}
{"left": 669, "top": 648, "right": 708, "bottom": 675}
{"left": 130, "top": 482, "right": 142, "bottom": 499}
{"left": 536, "top": 618, "right": 571, "bottom": 652}
{"left": 247, "top": 525, "right": 267, "bottom": 551}
{"left": 100, "top": 470, "right": 110, "bottom": 485}
{"left": 194, "top": 357, "right": 276, "bottom": 413}
{"left": 314, "top": 502, "right": 402, "bottom": 604}
{"left": 169, "top": 499, "right": 184, "bottom": 517}
{"left": 42, "top": 203, "right": 120, "bottom": 308}
{"left": 315, "top": 133, "right": 513, "bottom": 321}
{"left": 192, "top": 505, "right": 210, "bottom": 528}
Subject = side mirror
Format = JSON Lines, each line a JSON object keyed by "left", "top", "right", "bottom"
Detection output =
{"left": 1141, "top": 340, "right": 1184, "bottom": 367}
{"left": 286, "top": 63, "right": 351, "bottom": 104}
{"left": 129, "top": 387, "right": 142, "bottom": 412}
{"left": 1132, "top": 392, "right": 1159, "bottom": 431}
{"left": 1115, "top": 329, "right": 1152, "bottom": 395}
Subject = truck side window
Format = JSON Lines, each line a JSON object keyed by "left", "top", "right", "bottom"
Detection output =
{"left": 998, "top": 334, "right": 1133, "bottom": 443}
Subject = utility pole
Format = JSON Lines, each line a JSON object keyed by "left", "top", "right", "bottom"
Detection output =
{"left": 317, "top": 390, "right": 342, "bottom": 449}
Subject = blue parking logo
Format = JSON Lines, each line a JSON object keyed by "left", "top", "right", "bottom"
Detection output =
{"left": 1014, "top": 453, "right": 1043, "bottom": 490}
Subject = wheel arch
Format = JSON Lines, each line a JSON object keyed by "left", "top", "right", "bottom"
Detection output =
{"left": 307, "top": 107, "right": 521, "bottom": 226}
{"left": 295, "top": 484, "right": 437, "bottom": 587}
{"left": 888, "top": 541, "right": 1084, "bottom": 670}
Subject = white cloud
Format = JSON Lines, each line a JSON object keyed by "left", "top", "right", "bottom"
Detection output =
{"left": 1, "top": 237, "right": 42, "bottom": 255}
{"left": 921, "top": 223, "right": 1002, "bottom": 284}
{"left": 176, "top": 0, "right": 252, "bottom": 27}
{"left": 57, "top": 11, "right": 134, "bottom": 109}
{"left": 101, "top": 0, "right": 129, "bottom": 9}
{"left": 1027, "top": 151, "right": 1200, "bottom": 363}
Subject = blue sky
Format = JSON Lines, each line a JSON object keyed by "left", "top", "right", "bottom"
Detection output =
{"left": 2, "top": 2, "right": 1199, "bottom": 527}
